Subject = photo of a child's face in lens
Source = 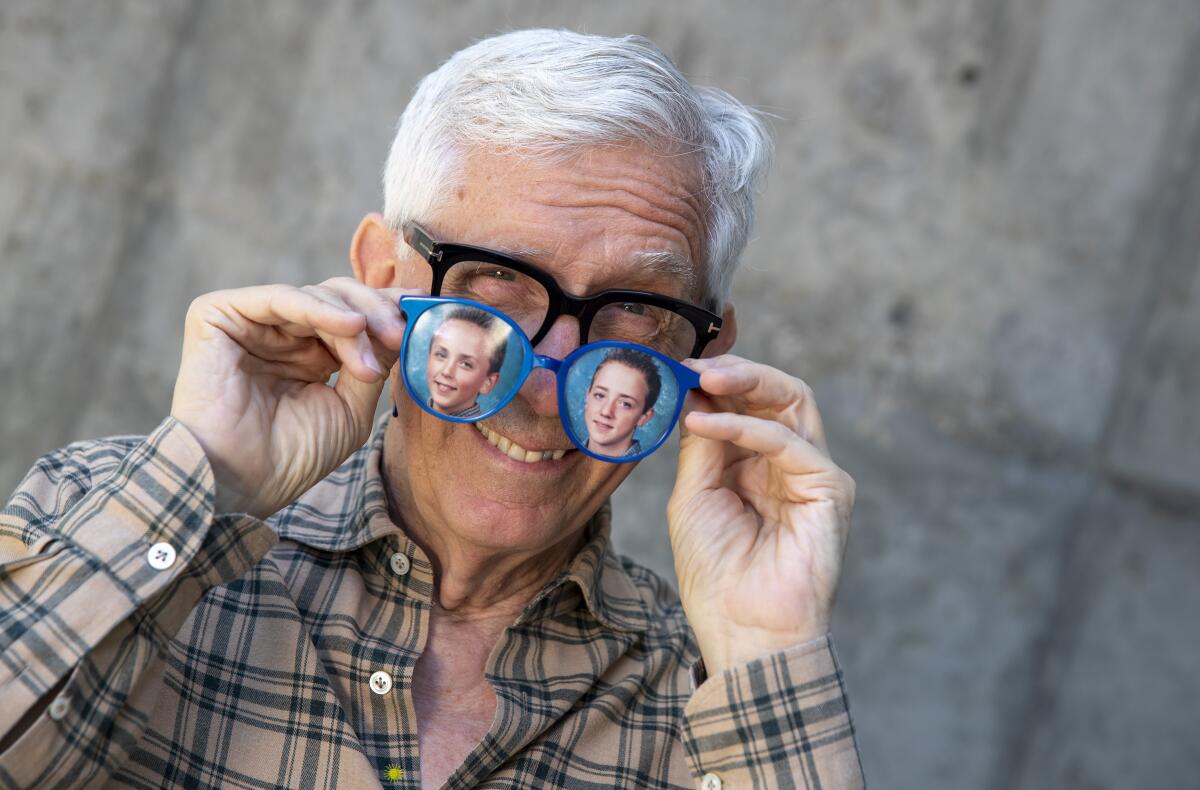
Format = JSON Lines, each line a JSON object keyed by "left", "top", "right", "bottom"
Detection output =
{"left": 578, "top": 348, "right": 665, "bottom": 459}
{"left": 416, "top": 306, "right": 510, "bottom": 419}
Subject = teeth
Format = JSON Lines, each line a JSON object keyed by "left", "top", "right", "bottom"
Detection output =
{"left": 474, "top": 423, "right": 569, "bottom": 463}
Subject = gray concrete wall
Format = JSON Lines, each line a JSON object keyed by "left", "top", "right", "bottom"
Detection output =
{"left": 2, "top": 2, "right": 1197, "bottom": 788}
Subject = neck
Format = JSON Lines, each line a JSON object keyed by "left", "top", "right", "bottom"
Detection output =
{"left": 408, "top": 517, "right": 583, "bottom": 620}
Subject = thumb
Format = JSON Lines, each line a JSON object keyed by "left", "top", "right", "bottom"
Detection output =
{"left": 334, "top": 341, "right": 397, "bottom": 435}
{"left": 674, "top": 390, "right": 727, "bottom": 497}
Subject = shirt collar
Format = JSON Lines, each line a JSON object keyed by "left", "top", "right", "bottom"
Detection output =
{"left": 269, "top": 417, "right": 651, "bottom": 634}
{"left": 533, "top": 502, "right": 650, "bottom": 634}
{"left": 268, "top": 415, "right": 399, "bottom": 553}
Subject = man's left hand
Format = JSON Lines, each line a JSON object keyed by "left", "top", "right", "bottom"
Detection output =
{"left": 668, "top": 355, "right": 855, "bottom": 677}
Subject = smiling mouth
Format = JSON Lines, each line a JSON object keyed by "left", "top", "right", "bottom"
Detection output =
{"left": 475, "top": 423, "right": 571, "bottom": 463}
{"left": 591, "top": 419, "right": 614, "bottom": 432}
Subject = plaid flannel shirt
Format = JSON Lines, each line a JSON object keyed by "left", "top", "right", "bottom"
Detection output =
{"left": 0, "top": 417, "right": 864, "bottom": 788}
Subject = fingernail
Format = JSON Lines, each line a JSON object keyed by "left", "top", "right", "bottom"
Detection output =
{"left": 363, "top": 353, "right": 383, "bottom": 374}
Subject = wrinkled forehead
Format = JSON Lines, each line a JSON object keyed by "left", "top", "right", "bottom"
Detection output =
{"left": 435, "top": 145, "right": 710, "bottom": 301}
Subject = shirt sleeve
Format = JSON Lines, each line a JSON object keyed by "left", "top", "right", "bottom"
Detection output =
{"left": 679, "top": 635, "right": 866, "bottom": 789}
{"left": 0, "top": 418, "right": 277, "bottom": 788}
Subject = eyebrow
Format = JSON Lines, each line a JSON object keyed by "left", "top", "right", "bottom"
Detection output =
{"left": 431, "top": 340, "right": 476, "bottom": 361}
{"left": 633, "top": 250, "right": 698, "bottom": 292}
{"left": 592, "top": 374, "right": 645, "bottom": 401}
{"left": 488, "top": 243, "right": 548, "bottom": 260}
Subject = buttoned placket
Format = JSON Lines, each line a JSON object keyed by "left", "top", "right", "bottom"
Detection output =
{"left": 347, "top": 535, "right": 435, "bottom": 785}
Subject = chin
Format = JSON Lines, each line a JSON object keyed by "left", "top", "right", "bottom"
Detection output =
{"left": 442, "top": 489, "right": 577, "bottom": 552}
{"left": 388, "top": 400, "right": 633, "bottom": 552}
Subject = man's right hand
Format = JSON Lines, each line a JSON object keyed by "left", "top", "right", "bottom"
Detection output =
{"left": 169, "top": 278, "right": 416, "bottom": 518}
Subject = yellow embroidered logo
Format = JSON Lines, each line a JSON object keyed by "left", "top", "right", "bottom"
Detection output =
{"left": 384, "top": 764, "right": 405, "bottom": 781}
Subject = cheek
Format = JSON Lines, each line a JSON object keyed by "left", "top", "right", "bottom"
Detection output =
{"left": 398, "top": 259, "right": 434, "bottom": 292}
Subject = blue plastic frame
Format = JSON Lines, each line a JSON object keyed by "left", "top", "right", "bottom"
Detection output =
{"left": 397, "top": 296, "right": 701, "bottom": 463}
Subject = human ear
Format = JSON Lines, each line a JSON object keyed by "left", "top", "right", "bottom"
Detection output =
{"left": 636, "top": 408, "right": 655, "bottom": 427}
{"left": 479, "top": 372, "right": 501, "bottom": 395}
{"left": 350, "top": 213, "right": 402, "bottom": 288}
{"left": 702, "top": 302, "right": 738, "bottom": 357}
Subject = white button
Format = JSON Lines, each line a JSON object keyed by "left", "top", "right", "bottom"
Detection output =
{"left": 369, "top": 670, "right": 393, "bottom": 695}
{"left": 700, "top": 772, "right": 722, "bottom": 790}
{"left": 147, "top": 542, "right": 176, "bottom": 570}
{"left": 388, "top": 552, "right": 410, "bottom": 576}
{"left": 48, "top": 696, "right": 69, "bottom": 721}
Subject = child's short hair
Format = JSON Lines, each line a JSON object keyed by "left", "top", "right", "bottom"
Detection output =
{"left": 589, "top": 348, "right": 662, "bottom": 413}
{"left": 440, "top": 306, "right": 508, "bottom": 374}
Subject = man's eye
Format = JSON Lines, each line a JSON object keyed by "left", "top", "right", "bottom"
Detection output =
{"left": 483, "top": 268, "right": 517, "bottom": 281}
{"left": 462, "top": 361, "right": 474, "bottom": 370}
{"left": 617, "top": 302, "right": 647, "bottom": 315}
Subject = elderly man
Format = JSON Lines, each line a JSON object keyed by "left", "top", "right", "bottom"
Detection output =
{"left": 0, "top": 29, "right": 863, "bottom": 789}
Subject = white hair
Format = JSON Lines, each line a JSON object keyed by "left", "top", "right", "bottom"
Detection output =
{"left": 382, "top": 28, "right": 771, "bottom": 308}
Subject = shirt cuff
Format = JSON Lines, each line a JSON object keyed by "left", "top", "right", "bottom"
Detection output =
{"left": 680, "top": 635, "right": 865, "bottom": 789}
{"left": 54, "top": 417, "right": 218, "bottom": 595}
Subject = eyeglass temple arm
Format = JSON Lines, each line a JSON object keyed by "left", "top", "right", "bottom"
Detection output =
{"left": 402, "top": 222, "right": 442, "bottom": 262}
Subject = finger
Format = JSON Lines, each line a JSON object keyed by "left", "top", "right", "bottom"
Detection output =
{"left": 674, "top": 390, "right": 738, "bottom": 496}
{"left": 686, "top": 357, "right": 829, "bottom": 454}
{"left": 307, "top": 279, "right": 409, "bottom": 350}
{"left": 291, "top": 289, "right": 390, "bottom": 409}
{"left": 194, "top": 286, "right": 382, "bottom": 381}
{"left": 684, "top": 410, "right": 837, "bottom": 480}
{"left": 217, "top": 285, "right": 368, "bottom": 338}
{"left": 295, "top": 288, "right": 389, "bottom": 382}
{"left": 253, "top": 337, "right": 342, "bottom": 382}
{"left": 333, "top": 352, "right": 390, "bottom": 425}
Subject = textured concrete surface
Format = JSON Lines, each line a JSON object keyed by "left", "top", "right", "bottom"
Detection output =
{"left": 2, "top": 2, "right": 1198, "bottom": 788}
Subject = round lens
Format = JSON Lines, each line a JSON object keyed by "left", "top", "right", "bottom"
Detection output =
{"left": 404, "top": 302, "right": 525, "bottom": 421}
{"left": 439, "top": 260, "right": 550, "bottom": 343}
{"left": 562, "top": 344, "right": 680, "bottom": 462}
{"left": 590, "top": 301, "right": 697, "bottom": 359}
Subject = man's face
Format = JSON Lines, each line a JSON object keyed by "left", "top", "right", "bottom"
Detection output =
{"left": 425, "top": 319, "right": 499, "bottom": 414}
{"left": 386, "top": 144, "right": 707, "bottom": 554}
{"left": 584, "top": 362, "right": 654, "bottom": 455}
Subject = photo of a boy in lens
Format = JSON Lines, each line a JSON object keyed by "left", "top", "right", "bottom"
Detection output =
{"left": 583, "top": 348, "right": 661, "bottom": 457}
{"left": 425, "top": 306, "right": 508, "bottom": 418}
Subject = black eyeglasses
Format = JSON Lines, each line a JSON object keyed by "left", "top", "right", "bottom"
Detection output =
{"left": 402, "top": 222, "right": 722, "bottom": 359}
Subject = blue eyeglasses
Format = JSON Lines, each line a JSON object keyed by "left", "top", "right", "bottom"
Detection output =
{"left": 395, "top": 296, "right": 701, "bottom": 463}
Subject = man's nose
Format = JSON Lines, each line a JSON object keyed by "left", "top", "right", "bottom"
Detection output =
{"left": 521, "top": 316, "right": 579, "bottom": 417}
{"left": 599, "top": 397, "right": 616, "bottom": 418}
